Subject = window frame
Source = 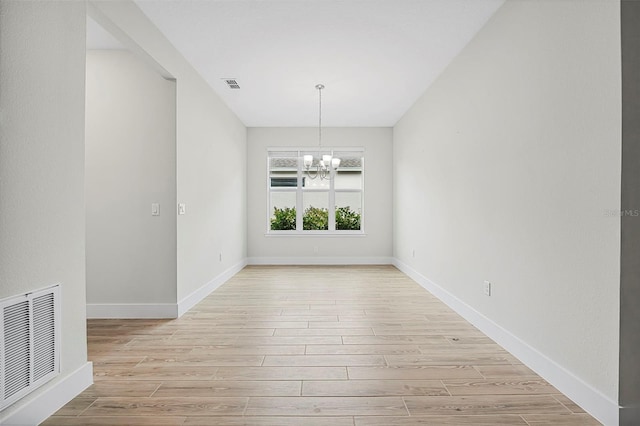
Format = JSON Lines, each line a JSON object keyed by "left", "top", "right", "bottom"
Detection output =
{"left": 266, "top": 147, "right": 365, "bottom": 236}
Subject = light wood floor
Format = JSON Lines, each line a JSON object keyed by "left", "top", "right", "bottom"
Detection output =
{"left": 43, "top": 265, "right": 600, "bottom": 425}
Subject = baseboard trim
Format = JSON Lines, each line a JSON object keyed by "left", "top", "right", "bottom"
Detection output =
{"left": 247, "top": 256, "right": 393, "bottom": 265}
{"left": 1, "top": 362, "right": 93, "bottom": 426}
{"left": 177, "top": 259, "right": 248, "bottom": 317}
{"left": 86, "top": 260, "right": 248, "bottom": 319}
{"left": 392, "top": 258, "right": 619, "bottom": 426}
{"left": 86, "top": 303, "right": 178, "bottom": 319}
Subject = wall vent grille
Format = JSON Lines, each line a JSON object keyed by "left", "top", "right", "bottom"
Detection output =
{"left": 0, "top": 285, "right": 60, "bottom": 411}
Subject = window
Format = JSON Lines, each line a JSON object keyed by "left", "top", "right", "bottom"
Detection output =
{"left": 268, "top": 148, "right": 364, "bottom": 234}
{"left": 270, "top": 177, "right": 304, "bottom": 188}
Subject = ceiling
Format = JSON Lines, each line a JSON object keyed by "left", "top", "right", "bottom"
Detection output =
{"left": 123, "top": 0, "right": 505, "bottom": 127}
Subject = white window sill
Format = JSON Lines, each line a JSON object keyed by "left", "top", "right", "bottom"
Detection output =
{"left": 264, "top": 232, "right": 367, "bottom": 238}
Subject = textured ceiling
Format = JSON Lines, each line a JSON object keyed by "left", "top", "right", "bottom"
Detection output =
{"left": 129, "top": 0, "right": 505, "bottom": 127}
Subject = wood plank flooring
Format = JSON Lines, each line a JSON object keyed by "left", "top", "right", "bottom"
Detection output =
{"left": 42, "top": 265, "right": 601, "bottom": 425}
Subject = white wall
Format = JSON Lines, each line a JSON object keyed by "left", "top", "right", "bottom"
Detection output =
{"left": 89, "top": 1, "right": 247, "bottom": 307}
{"left": 0, "top": 0, "right": 92, "bottom": 423}
{"left": 393, "top": 0, "right": 621, "bottom": 422}
{"left": 85, "top": 50, "right": 177, "bottom": 305}
{"left": 248, "top": 127, "right": 392, "bottom": 262}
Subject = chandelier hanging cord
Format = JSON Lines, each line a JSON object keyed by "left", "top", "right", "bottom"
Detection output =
{"left": 316, "top": 83, "right": 324, "bottom": 151}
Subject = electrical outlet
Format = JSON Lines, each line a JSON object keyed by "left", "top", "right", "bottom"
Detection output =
{"left": 178, "top": 203, "right": 186, "bottom": 215}
{"left": 483, "top": 280, "right": 491, "bottom": 296}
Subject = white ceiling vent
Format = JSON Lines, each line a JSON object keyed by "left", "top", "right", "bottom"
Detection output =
{"left": 1, "top": 285, "right": 60, "bottom": 411}
{"left": 223, "top": 79, "right": 241, "bottom": 89}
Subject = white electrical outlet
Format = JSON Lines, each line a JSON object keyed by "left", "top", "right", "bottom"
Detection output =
{"left": 483, "top": 280, "right": 491, "bottom": 296}
{"left": 178, "top": 203, "right": 186, "bottom": 215}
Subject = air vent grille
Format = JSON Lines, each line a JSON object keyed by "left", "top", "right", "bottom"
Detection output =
{"left": 223, "top": 79, "right": 241, "bottom": 89}
{"left": 3, "top": 302, "right": 30, "bottom": 400}
{"left": 33, "top": 293, "right": 56, "bottom": 381}
{"left": 1, "top": 285, "right": 60, "bottom": 411}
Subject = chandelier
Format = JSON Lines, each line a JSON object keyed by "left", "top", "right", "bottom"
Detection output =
{"left": 303, "top": 84, "right": 340, "bottom": 180}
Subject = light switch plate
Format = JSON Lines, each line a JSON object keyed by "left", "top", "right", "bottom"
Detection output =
{"left": 483, "top": 280, "right": 491, "bottom": 296}
{"left": 178, "top": 203, "right": 186, "bottom": 215}
{"left": 151, "top": 203, "right": 160, "bottom": 216}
